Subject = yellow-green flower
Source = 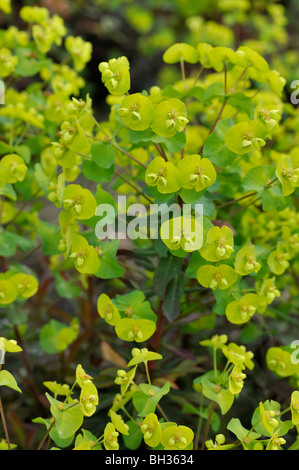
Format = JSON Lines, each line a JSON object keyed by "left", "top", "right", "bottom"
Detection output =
{"left": 200, "top": 225, "right": 234, "bottom": 262}
{"left": 234, "top": 245, "right": 261, "bottom": 276}
{"left": 225, "top": 293, "right": 260, "bottom": 324}
{"left": 197, "top": 264, "right": 238, "bottom": 290}
{"left": 80, "top": 381, "right": 99, "bottom": 417}
{"left": 291, "top": 391, "right": 299, "bottom": 425}
{"left": 104, "top": 422, "right": 119, "bottom": 450}
{"left": 140, "top": 413, "right": 161, "bottom": 447}
{"left": 160, "top": 425, "right": 194, "bottom": 450}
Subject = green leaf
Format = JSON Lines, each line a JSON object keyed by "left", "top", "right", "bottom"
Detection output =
{"left": 0, "top": 183, "right": 17, "bottom": 201}
{"left": 227, "top": 418, "right": 261, "bottom": 449}
{"left": 0, "top": 370, "right": 22, "bottom": 393}
{"left": 46, "top": 393, "right": 84, "bottom": 439}
{"left": 82, "top": 160, "right": 115, "bottom": 183}
{"left": 14, "top": 47, "right": 52, "bottom": 77}
{"left": 37, "top": 220, "right": 62, "bottom": 256}
{"left": 153, "top": 254, "right": 183, "bottom": 297}
{"left": 94, "top": 240, "right": 125, "bottom": 279}
{"left": 91, "top": 141, "right": 115, "bottom": 169}
{"left": 202, "top": 82, "right": 225, "bottom": 105}
{"left": 132, "top": 382, "right": 170, "bottom": 417}
{"left": 162, "top": 273, "right": 184, "bottom": 322}
{"left": 203, "top": 119, "right": 236, "bottom": 167}
{"left": 226, "top": 92, "right": 254, "bottom": 118}
{"left": 122, "top": 420, "right": 143, "bottom": 450}
{"left": 32, "top": 417, "right": 75, "bottom": 449}
{"left": 39, "top": 319, "right": 79, "bottom": 354}
{"left": 242, "top": 165, "right": 276, "bottom": 195}
{"left": 54, "top": 273, "right": 81, "bottom": 299}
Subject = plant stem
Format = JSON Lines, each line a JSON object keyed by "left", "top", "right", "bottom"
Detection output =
{"left": 144, "top": 361, "right": 152, "bottom": 386}
{"left": 180, "top": 57, "right": 187, "bottom": 89}
{"left": 153, "top": 142, "right": 167, "bottom": 160}
{"left": 114, "top": 169, "right": 153, "bottom": 204}
{"left": 0, "top": 397, "right": 11, "bottom": 450}
{"left": 192, "top": 65, "right": 204, "bottom": 87}
{"left": 84, "top": 133, "right": 147, "bottom": 169}
{"left": 201, "top": 401, "right": 216, "bottom": 449}
{"left": 194, "top": 395, "right": 204, "bottom": 450}
{"left": 157, "top": 403, "right": 169, "bottom": 422}
{"left": 37, "top": 419, "right": 56, "bottom": 450}
{"left": 121, "top": 406, "right": 137, "bottom": 424}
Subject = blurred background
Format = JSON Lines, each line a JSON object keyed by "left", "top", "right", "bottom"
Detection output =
{"left": 2, "top": 0, "right": 299, "bottom": 118}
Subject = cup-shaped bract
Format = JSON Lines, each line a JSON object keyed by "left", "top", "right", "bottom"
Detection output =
{"left": 197, "top": 264, "right": 238, "bottom": 290}
{"left": 161, "top": 425, "right": 194, "bottom": 450}
{"left": 151, "top": 98, "right": 188, "bottom": 138}
{"left": 104, "top": 422, "right": 119, "bottom": 450}
{"left": 69, "top": 235, "right": 101, "bottom": 274}
{"left": 0, "top": 280, "right": 17, "bottom": 306}
{"left": 141, "top": 413, "right": 162, "bottom": 447}
{"left": 234, "top": 245, "right": 261, "bottom": 276}
{"left": 225, "top": 293, "right": 260, "bottom": 324}
{"left": 229, "top": 365, "right": 246, "bottom": 395}
{"left": 275, "top": 155, "right": 299, "bottom": 196}
{"left": 160, "top": 215, "right": 204, "bottom": 252}
{"left": 118, "top": 93, "right": 154, "bottom": 131}
{"left": 65, "top": 36, "right": 92, "bottom": 72}
{"left": 200, "top": 225, "right": 234, "bottom": 262}
{"left": 0, "top": 154, "right": 27, "bottom": 184}
{"left": 97, "top": 293, "right": 121, "bottom": 326}
{"left": 163, "top": 43, "right": 198, "bottom": 64}
{"left": 99, "top": 56, "right": 130, "bottom": 96}
{"left": 115, "top": 318, "right": 156, "bottom": 343}
{"left": 177, "top": 154, "right": 216, "bottom": 192}
{"left": 80, "top": 381, "right": 99, "bottom": 417}
{"left": 145, "top": 156, "right": 182, "bottom": 194}
{"left": 62, "top": 184, "right": 97, "bottom": 220}
{"left": 224, "top": 120, "right": 267, "bottom": 155}
{"left": 9, "top": 273, "right": 39, "bottom": 299}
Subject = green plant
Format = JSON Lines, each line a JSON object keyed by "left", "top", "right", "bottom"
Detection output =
{"left": 0, "top": 2, "right": 299, "bottom": 451}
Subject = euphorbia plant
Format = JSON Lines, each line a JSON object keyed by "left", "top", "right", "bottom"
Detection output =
{"left": 0, "top": 3, "right": 299, "bottom": 451}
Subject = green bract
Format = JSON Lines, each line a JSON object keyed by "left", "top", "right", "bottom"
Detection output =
{"left": 275, "top": 155, "right": 299, "bottom": 196}
{"left": 104, "top": 422, "right": 119, "bottom": 450}
{"left": 234, "top": 245, "right": 261, "bottom": 276}
{"left": 291, "top": 392, "right": 299, "bottom": 426}
{"left": 99, "top": 56, "right": 130, "bottom": 95}
{"left": 140, "top": 413, "right": 161, "bottom": 447}
{"left": 9, "top": 273, "right": 38, "bottom": 299}
{"left": 0, "top": 154, "right": 27, "bottom": 185}
{"left": 200, "top": 225, "right": 234, "bottom": 262}
{"left": 80, "top": 381, "right": 99, "bottom": 417}
{"left": 160, "top": 425, "right": 194, "bottom": 450}
{"left": 160, "top": 216, "right": 204, "bottom": 252}
{"left": 76, "top": 364, "right": 93, "bottom": 388}
{"left": 0, "top": 280, "right": 17, "bottom": 305}
{"left": 145, "top": 156, "right": 182, "bottom": 194}
{"left": 224, "top": 120, "right": 267, "bottom": 155}
{"left": 197, "top": 264, "right": 238, "bottom": 290}
{"left": 225, "top": 293, "right": 260, "bottom": 324}
{"left": 229, "top": 365, "right": 246, "bottom": 394}
{"left": 118, "top": 93, "right": 154, "bottom": 131}
{"left": 62, "top": 184, "right": 97, "bottom": 220}
{"left": 97, "top": 293, "right": 121, "bottom": 326}
{"left": 65, "top": 36, "right": 92, "bottom": 72}
{"left": 163, "top": 43, "right": 198, "bottom": 64}
{"left": 115, "top": 318, "right": 156, "bottom": 343}
{"left": 69, "top": 235, "right": 101, "bottom": 274}
{"left": 176, "top": 154, "right": 216, "bottom": 192}
{"left": 151, "top": 98, "right": 188, "bottom": 137}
